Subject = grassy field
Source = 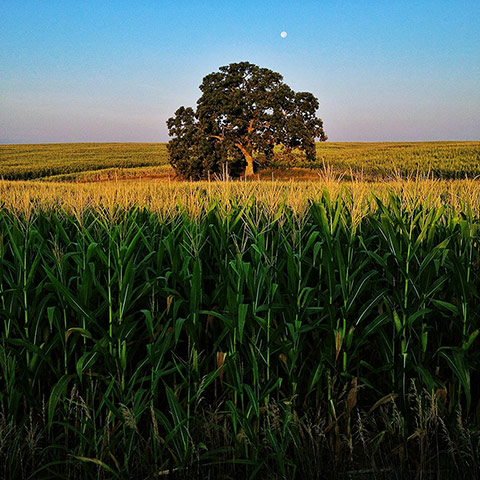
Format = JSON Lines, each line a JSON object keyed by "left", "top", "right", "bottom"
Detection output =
{"left": 0, "top": 143, "right": 170, "bottom": 180}
{"left": 310, "top": 141, "right": 480, "bottom": 178}
{"left": 1, "top": 141, "right": 479, "bottom": 180}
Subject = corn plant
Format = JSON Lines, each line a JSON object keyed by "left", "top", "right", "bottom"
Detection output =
{"left": 0, "top": 191, "right": 480, "bottom": 479}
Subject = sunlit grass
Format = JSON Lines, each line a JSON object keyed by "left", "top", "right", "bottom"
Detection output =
{"left": 1, "top": 141, "right": 479, "bottom": 180}
{"left": 1, "top": 177, "right": 480, "bottom": 218}
{"left": 0, "top": 143, "right": 169, "bottom": 180}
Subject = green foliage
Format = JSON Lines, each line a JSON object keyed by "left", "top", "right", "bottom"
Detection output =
{"left": 1, "top": 196, "right": 480, "bottom": 478}
{"left": 167, "top": 62, "right": 327, "bottom": 179}
{"left": 167, "top": 106, "right": 244, "bottom": 180}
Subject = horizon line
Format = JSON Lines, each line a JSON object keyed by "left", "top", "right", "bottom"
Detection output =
{"left": 1, "top": 139, "right": 479, "bottom": 146}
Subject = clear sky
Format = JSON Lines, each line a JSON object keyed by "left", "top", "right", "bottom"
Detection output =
{"left": 1, "top": 0, "right": 479, "bottom": 143}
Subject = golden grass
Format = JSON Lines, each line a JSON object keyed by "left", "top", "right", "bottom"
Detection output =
{"left": 1, "top": 178, "right": 480, "bottom": 220}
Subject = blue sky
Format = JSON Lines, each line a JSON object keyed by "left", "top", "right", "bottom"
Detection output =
{"left": 1, "top": 0, "right": 479, "bottom": 143}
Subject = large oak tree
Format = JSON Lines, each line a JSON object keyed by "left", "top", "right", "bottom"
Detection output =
{"left": 167, "top": 62, "right": 327, "bottom": 178}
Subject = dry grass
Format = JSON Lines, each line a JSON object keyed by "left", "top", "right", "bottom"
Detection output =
{"left": 1, "top": 178, "right": 480, "bottom": 218}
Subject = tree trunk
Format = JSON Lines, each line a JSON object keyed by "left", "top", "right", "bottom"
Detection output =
{"left": 235, "top": 143, "right": 254, "bottom": 176}
{"left": 244, "top": 152, "right": 254, "bottom": 176}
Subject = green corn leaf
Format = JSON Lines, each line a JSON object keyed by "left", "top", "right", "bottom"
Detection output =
{"left": 76, "top": 351, "right": 98, "bottom": 382}
{"left": 48, "top": 374, "right": 69, "bottom": 429}
{"left": 431, "top": 299, "right": 459, "bottom": 316}
{"left": 439, "top": 348, "right": 471, "bottom": 410}
{"left": 237, "top": 303, "right": 248, "bottom": 343}
{"left": 44, "top": 265, "right": 95, "bottom": 322}
{"left": 463, "top": 329, "right": 479, "bottom": 351}
{"left": 244, "top": 384, "right": 260, "bottom": 418}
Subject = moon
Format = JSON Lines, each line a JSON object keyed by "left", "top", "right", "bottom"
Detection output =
{"left": 280, "top": 31, "right": 287, "bottom": 38}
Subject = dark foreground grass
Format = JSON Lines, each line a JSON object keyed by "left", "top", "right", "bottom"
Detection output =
{"left": 1, "top": 195, "right": 480, "bottom": 478}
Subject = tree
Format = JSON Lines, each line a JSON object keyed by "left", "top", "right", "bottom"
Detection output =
{"left": 167, "top": 62, "right": 327, "bottom": 179}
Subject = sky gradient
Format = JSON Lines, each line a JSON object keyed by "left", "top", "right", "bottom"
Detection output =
{"left": 1, "top": 0, "right": 479, "bottom": 143}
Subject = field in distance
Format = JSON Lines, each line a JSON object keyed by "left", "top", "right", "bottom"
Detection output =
{"left": 0, "top": 141, "right": 479, "bottom": 181}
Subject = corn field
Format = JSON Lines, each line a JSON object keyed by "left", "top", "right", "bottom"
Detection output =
{"left": 1, "top": 142, "right": 478, "bottom": 181}
{"left": 1, "top": 185, "right": 480, "bottom": 478}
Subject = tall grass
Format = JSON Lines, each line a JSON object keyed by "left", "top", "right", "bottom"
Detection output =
{"left": 1, "top": 188, "right": 480, "bottom": 478}
{"left": 2, "top": 178, "right": 480, "bottom": 218}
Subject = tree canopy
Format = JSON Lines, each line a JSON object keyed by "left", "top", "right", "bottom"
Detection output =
{"left": 167, "top": 62, "right": 327, "bottom": 179}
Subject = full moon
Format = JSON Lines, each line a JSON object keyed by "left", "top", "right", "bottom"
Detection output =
{"left": 280, "top": 31, "right": 287, "bottom": 38}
